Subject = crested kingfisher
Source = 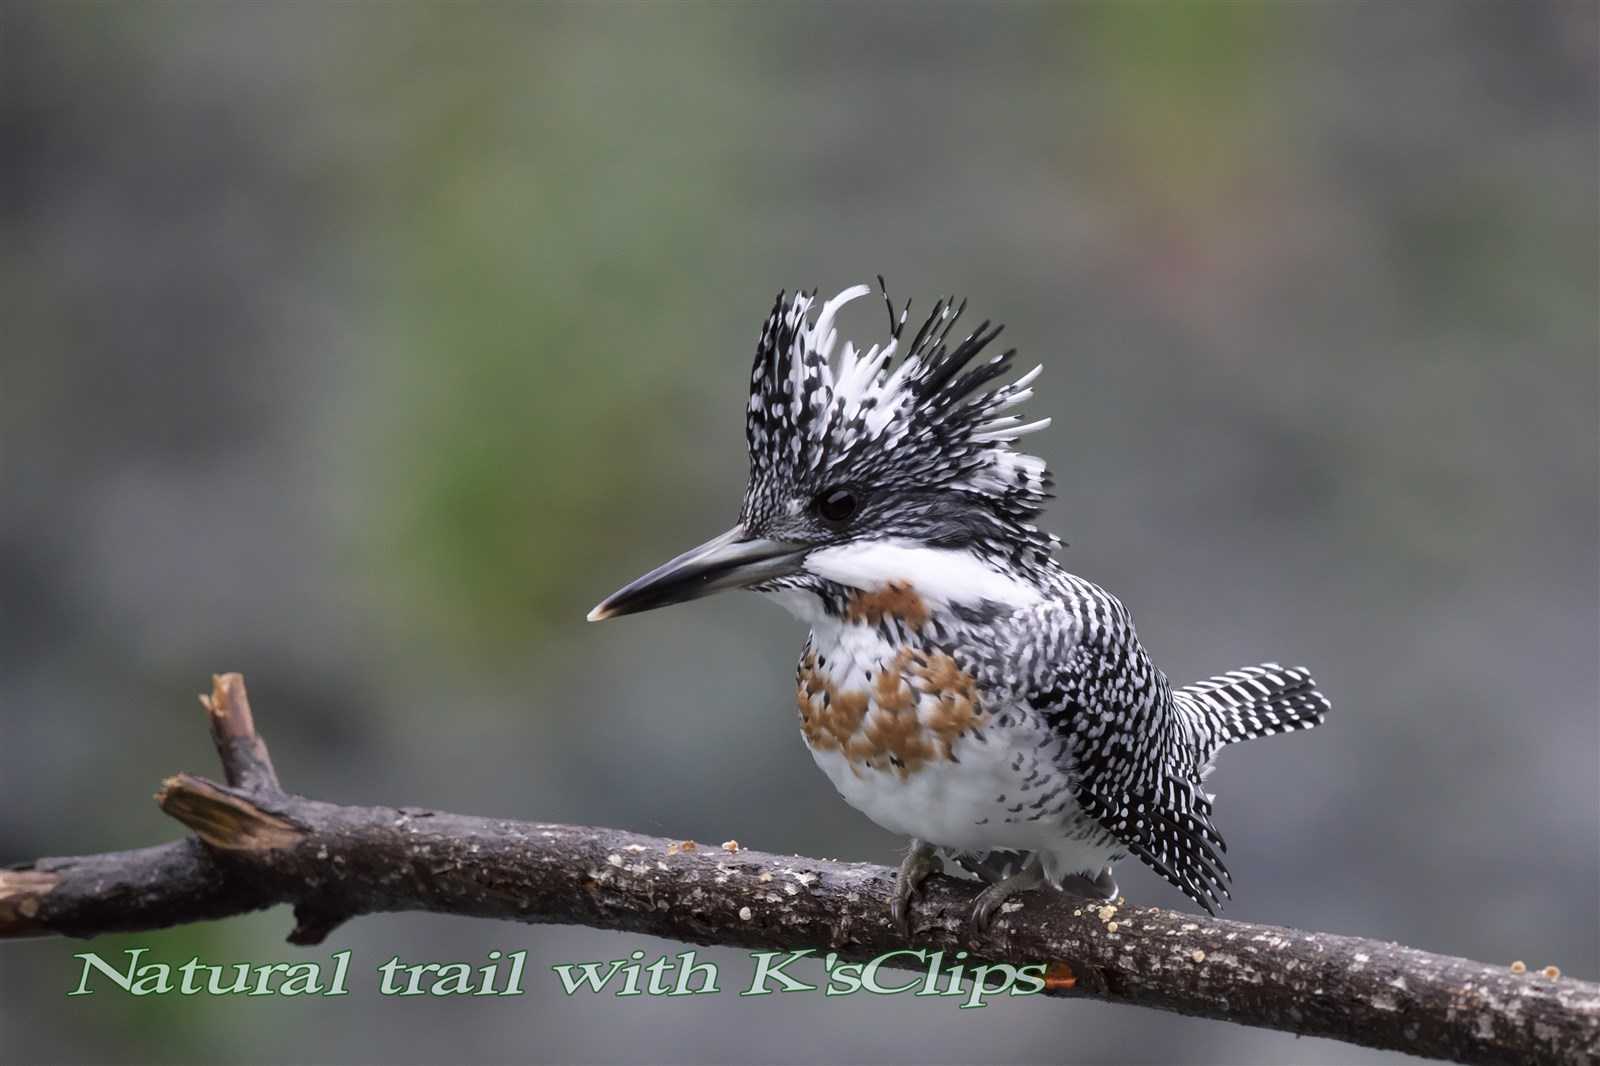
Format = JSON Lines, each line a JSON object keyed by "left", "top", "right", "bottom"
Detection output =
{"left": 589, "top": 282, "right": 1330, "bottom": 932}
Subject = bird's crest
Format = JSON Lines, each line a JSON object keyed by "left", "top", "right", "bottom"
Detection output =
{"left": 744, "top": 281, "right": 1054, "bottom": 530}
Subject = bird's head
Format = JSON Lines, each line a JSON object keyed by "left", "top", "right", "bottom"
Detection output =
{"left": 589, "top": 282, "right": 1058, "bottom": 627}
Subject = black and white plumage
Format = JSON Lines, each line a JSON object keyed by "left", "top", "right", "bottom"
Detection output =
{"left": 590, "top": 282, "right": 1330, "bottom": 924}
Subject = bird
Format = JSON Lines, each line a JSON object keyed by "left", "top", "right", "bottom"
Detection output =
{"left": 588, "top": 281, "right": 1330, "bottom": 933}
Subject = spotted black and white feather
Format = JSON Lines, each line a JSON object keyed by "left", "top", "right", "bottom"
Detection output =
{"left": 974, "top": 583, "right": 1329, "bottom": 914}
{"left": 743, "top": 284, "right": 1058, "bottom": 574}
{"left": 730, "top": 283, "right": 1330, "bottom": 917}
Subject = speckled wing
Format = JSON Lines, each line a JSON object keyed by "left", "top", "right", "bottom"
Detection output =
{"left": 988, "top": 597, "right": 1233, "bottom": 914}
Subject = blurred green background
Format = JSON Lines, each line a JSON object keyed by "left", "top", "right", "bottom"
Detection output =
{"left": 2, "top": 3, "right": 1595, "bottom": 1064}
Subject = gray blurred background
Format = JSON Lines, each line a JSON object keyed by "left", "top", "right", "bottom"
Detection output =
{"left": 2, "top": 3, "right": 1596, "bottom": 1064}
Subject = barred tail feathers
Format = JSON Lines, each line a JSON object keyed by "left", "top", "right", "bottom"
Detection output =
{"left": 1176, "top": 663, "right": 1330, "bottom": 746}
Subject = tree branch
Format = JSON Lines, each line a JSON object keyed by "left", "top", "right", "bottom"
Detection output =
{"left": 198, "top": 671, "right": 280, "bottom": 796}
{"left": 2, "top": 675, "right": 1595, "bottom": 1065}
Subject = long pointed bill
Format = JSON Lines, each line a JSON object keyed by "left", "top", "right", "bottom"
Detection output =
{"left": 587, "top": 526, "right": 807, "bottom": 622}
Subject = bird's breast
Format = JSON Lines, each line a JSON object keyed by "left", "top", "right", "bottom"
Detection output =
{"left": 795, "top": 624, "right": 986, "bottom": 780}
{"left": 794, "top": 621, "right": 1078, "bottom": 852}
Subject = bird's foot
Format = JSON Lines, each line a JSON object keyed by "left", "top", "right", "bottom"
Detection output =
{"left": 890, "top": 839, "right": 943, "bottom": 936}
{"left": 970, "top": 856, "right": 1046, "bottom": 933}
{"left": 1058, "top": 864, "right": 1118, "bottom": 902}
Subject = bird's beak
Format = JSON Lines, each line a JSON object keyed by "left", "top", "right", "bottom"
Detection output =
{"left": 587, "top": 525, "right": 808, "bottom": 622}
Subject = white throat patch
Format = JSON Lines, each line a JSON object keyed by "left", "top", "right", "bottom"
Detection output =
{"left": 802, "top": 541, "right": 1042, "bottom": 613}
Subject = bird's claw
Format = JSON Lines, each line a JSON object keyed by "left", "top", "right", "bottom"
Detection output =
{"left": 969, "top": 883, "right": 1009, "bottom": 934}
{"left": 965, "top": 856, "right": 1046, "bottom": 934}
{"left": 1058, "top": 865, "right": 1118, "bottom": 902}
{"left": 890, "top": 840, "right": 942, "bottom": 936}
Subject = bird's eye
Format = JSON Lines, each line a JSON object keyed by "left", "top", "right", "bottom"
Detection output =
{"left": 814, "top": 487, "right": 859, "bottom": 525}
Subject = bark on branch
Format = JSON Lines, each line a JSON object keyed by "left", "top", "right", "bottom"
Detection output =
{"left": 2, "top": 674, "right": 1595, "bottom": 1065}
